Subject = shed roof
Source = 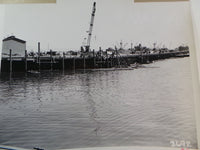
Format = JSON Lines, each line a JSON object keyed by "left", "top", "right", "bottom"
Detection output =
{"left": 3, "top": 36, "right": 26, "bottom": 44}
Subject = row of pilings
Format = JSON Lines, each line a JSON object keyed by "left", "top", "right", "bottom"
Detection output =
{"left": 0, "top": 49, "right": 189, "bottom": 73}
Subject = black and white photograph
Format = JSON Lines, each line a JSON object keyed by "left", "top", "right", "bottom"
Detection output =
{"left": 0, "top": 0, "right": 199, "bottom": 150}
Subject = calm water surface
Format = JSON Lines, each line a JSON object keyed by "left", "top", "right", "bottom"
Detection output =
{"left": 0, "top": 58, "right": 197, "bottom": 149}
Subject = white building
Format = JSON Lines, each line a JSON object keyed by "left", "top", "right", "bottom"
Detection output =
{"left": 2, "top": 36, "right": 26, "bottom": 58}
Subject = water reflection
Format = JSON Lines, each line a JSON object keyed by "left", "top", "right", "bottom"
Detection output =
{"left": 82, "top": 73, "right": 100, "bottom": 136}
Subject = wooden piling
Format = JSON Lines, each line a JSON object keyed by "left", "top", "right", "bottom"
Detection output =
{"left": 62, "top": 52, "right": 65, "bottom": 71}
{"left": 50, "top": 49, "right": 53, "bottom": 71}
{"left": 93, "top": 49, "right": 96, "bottom": 68}
{"left": 141, "top": 49, "right": 143, "bottom": 63}
{"left": 110, "top": 52, "right": 113, "bottom": 67}
{"left": 73, "top": 57, "right": 76, "bottom": 71}
{"left": 83, "top": 54, "right": 85, "bottom": 72}
{"left": 9, "top": 49, "right": 12, "bottom": 73}
{"left": 38, "top": 42, "right": 41, "bottom": 71}
{"left": 106, "top": 50, "right": 109, "bottom": 68}
{"left": 116, "top": 48, "right": 120, "bottom": 67}
{"left": 99, "top": 47, "right": 102, "bottom": 68}
{"left": 25, "top": 50, "right": 27, "bottom": 72}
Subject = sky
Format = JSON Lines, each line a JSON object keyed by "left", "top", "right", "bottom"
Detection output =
{"left": 1, "top": 0, "right": 194, "bottom": 52}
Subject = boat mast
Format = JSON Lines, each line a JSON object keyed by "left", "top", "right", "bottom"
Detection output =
{"left": 85, "top": 2, "right": 96, "bottom": 52}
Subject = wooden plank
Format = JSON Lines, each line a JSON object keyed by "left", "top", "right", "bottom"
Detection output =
{"left": 135, "top": 0, "right": 189, "bottom": 2}
{"left": 0, "top": 0, "right": 56, "bottom": 4}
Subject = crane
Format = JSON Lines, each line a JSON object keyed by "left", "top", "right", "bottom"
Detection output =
{"left": 85, "top": 2, "right": 96, "bottom": 52}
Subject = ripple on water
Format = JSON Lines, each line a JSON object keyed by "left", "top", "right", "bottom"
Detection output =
{"left": 0, "top": 58, "right": 197, "bottom": 150}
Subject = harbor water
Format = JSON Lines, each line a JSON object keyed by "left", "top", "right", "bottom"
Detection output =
{"left": 0, "top": 57, "right": 197, "bottom": 149}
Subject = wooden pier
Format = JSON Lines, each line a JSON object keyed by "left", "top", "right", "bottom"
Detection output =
{"left": 0, "top": 50, "right": 189, "bottom": 73}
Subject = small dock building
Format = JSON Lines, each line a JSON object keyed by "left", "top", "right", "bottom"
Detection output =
{"left": 2, "top": 36, "right": 26, "bottom": 58}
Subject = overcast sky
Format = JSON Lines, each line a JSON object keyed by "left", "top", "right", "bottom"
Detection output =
{"left": 1, "top": 0, "right": 194, "bottom": 52}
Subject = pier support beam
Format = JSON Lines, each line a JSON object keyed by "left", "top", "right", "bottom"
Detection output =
{"left": 111, "top": 53, "right": 113, "bottom": 67}
{"left": 62, "top": 52, "right": 65, "bottom": 71}
{"left": 83, "top": 55, "right": 85, "bottom": 72}
{"left": 9, "top": 49, "right": 12, "bottom": 73}
{"left": 73, "top": 57, "right": 76, "bottom": 71}
{"left": 106, "top": 50, "right": 109, "bottom": 68}
{"left": 25, "top": 50, "right": 27, "bottom": 72}
{"left": 38, "top": 42, "right": 41, "bottom": 71}
{"left": 93, "top": 49, "right": 96, "bottom": 68}
{"left": 50, "top": 49, "right": 53, "bottom": 71}
{"left": 100, "top": 47, "right": 102, "bottom": 68}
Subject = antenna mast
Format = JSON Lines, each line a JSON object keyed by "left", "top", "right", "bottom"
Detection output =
{"left": 85, "top": 2, "right": 96, "bottom": 52}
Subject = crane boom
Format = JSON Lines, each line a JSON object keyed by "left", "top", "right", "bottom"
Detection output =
{"left": 85, "top": 2, "right": 96, "bottom": 52}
